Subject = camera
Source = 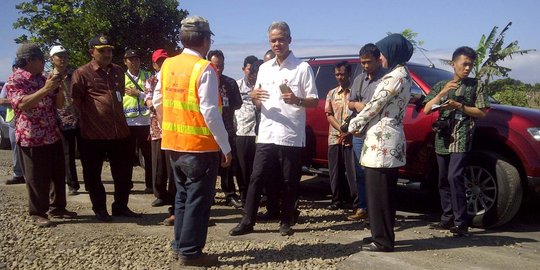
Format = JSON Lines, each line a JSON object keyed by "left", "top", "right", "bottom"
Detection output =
{"left": 340, "top": 111, "right": 357, "bottom": 133}
{"left": 432, "top": 116, "right": 451, "bottom": 134}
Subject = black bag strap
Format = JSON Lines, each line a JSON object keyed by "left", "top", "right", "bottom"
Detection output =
{"left": 126, "top": 72, "right": 145, "bottom": 93}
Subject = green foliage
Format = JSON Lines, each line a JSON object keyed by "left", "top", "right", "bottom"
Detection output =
{"left": 489, "top": 78, "right": 540, "bottom": 108}
{"left": 13, "top": 0, "right": 188, "bottom": 71}
{"left": 388, "top": 29, "right": 425, "bottom": 51}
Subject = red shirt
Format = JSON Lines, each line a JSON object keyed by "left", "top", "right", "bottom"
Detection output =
{"left": 6, "top": 68, "right": 62, "bottom": 147}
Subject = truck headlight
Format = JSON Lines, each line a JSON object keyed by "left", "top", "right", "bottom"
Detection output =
{"left": 528, "top": 127, "right": 540, "bottom": 141}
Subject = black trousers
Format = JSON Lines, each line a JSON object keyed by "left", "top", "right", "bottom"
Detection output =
{"left": 235, "top": 136, "right": 256, "bottom": 203}
{"left": 151, "top": 139, "right": 175, "bottom": 202}
{"left": 328, "top": 144, "right": 358, "bottom": 206}
{"left": 241, "top": 143, "right": 303, "bottom": 226}
{"left": 128, "top": 126, "right": 152, "bottom": 189}
{"left": 79, "top": 137, "right": 133, "bottom": 213}
{"left": 365, "top": 167, "right": 398, "bottom": 250}
{"left": 437, "top": 153, "right": 469, "bottom": 228}
{"left": 18, "top": 141, "right": 66, "bottom": 217}
{"left": 61, "top": 128, "right": 80, "bottom": 191}
{"left": 219, "top": 134, "right": 241, "bottom": 199}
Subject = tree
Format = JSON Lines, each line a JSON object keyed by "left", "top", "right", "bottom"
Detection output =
{"left": 13, "top": 0, "right": 188, "bottom": 70}
{"left": 440, "top": 22, "right": 535, "bottom": 87}
{"left": 388, "top": 29, "right": 433, "bottom": 66}
{"left": 488, "top": 78, "right": 540, "bottom": 108}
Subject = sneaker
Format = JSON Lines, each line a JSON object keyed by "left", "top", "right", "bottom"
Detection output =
{"left": 347, "top": 208, "right": 368, "bottom": 221}
{"left": 279, "top": 223, "right": 294, "bottom": 236}
{"left": 49, "top": 208, "right": 78, "bottom": 219}
{"left": 6, "top": 176, "right": 25, "bottom": 185}
{"left": 31, "top": 215, "right": 52, "bottom": 227}
{"left": 179, "top": 253, "right": 219, "bottom": 267}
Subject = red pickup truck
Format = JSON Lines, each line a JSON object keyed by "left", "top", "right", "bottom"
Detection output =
{"left": 303, "top": 55, "right": 540, "bottom": 228}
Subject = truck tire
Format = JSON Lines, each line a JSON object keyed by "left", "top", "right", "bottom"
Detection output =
{"left": 467, "top": 151, "right": 523, "bottom": 228}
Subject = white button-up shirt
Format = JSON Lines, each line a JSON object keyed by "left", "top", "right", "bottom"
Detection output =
{"left": 255, "top": 52, "right": 318, "bottom": 147}
{"left": 235, "top": 77, "right": 257, "bottom": 136}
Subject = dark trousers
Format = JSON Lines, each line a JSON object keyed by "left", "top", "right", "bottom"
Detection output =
{"left": 219, "top": 134, "right": 241, "bottom": 199}
{"left": 18, "top": 141, "right": 66, "bottom": 217}
{"left": 437, "top": 153, "right": 469, "bottom": 228}
{"left": 151, "top": 139, "right": 175, "bottom": 202}
{"left": 365, "top": 167, "right": 398, "bottom": 250}
{"left": 79, "top": 137, "right": 133, "bottom": 213}
{"left": 352, "top": 136, "right": 367, "bottom": 209}
{"left": 128, "top": 126, "right": 152, "bottom": 189}
{"left": 235, "top": 136, "right": 256, "bottom": 203}
{"left": 242, "top": 143, "right": 303, "bottom": 226}
{"left": 169, "top": 151, "right": 219, "bottom": 259}
{"left": 61, "top": 128, "right": 80, "bottom": 190}
{"left": 328, "top": 144, "right": 358, "bottom": 206}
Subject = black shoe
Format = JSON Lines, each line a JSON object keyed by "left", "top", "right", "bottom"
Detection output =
{"left": 362, "top": 242, "right": 393, "bottom": 252}
{"left": 450, "top": 226, "right": 469, "bottom": 237}
{"left": 179, "top": 253, "right": 219, "bottom": 267}
{"left": 151, "top": 198, "right": 167, "bottom": 207}
{"left": 326, "top": 203, "right": 342, "bottom": 211}
{"left": 362, "top": 236, "right": 374, "bottom": 244}
{"left": 226, "top": 197, "right": 243, "bottom": 209}
{"left": 112, "top": 207, "right": 142, "bottom": 218}
{"left": 257, "top": 211, "right": 280, "bottom": 221}
{"left": 229, "top": 224, "right": 254, "bottom": 236}
{"left": 95, "top": 210, "right": 112, "bottom": 222}
{"left": 279, "top": 223, "right": 294, "bottom": 236}
{"left": 428, "top": 221, "right": 454, "bottom": 230}
{"left": 6, "top": 176, "right": 25, "bottom": 185}
{"left": 67, "top": 187, "right": 79, "bottom": 196}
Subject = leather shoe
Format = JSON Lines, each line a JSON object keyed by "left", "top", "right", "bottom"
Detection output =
{"left": 179, "top": 253, "right": 219, "bottom": 267}
{"left": 450, "top": 226, "right": 469, "bottom": 237}
{"left": 49, "top": 208, "right": 78, "bottom": 219}
{"left": 151, "top": 198, "right": 168, "bottom": 207}
{"left": 229, "top": 224, "right": 254, "bottom": 236}
{"left": 95, "top": 210, "right": 112, "bottom": 222}
{"left": 428, "top": 221, "right": 454, "bottom": 230}
{"left": 112, "top": 208, "right": 142, "bottom": 217}
{"left": 362, "top": 236, "right": 374, "bottom": 244}
{"left": 31, "top": 215, "right": 52, "bottom": 227}
{"left": 6, "top": 176, "right": 25, "bottom": 185}
{"left": 279, "top": 223, "right": 294, "bottom": 236}
{"left": 226, "top": 197, "right": 243, "bottom": 209}
{"left": 67, "top": 188, "right": 79, "bottom": 196}
{"left": 362, "top": 242, "right": 393, "bottom": 252}
{"left": 326, "top": 203, "right": 342, "bottom": 210}
{"left": 347, "top": 208, "right": 368, "bottom": 221}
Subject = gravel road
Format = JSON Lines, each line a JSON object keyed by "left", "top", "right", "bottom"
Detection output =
{"left": 1, "top": 149, "right": 540, "bottom": 269}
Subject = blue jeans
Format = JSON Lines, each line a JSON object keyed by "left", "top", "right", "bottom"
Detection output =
{"left": 352, "top": 136, "right": 367, "bottom": 210}
{"left": 169, "top": 151, "right": 219, "bottom": 259}
{"left": 8, "top": 122, "right": 23, "bottom": 178}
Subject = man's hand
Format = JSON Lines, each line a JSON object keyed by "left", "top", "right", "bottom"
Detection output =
{"left": 281, "top": 92, "right": 299, "bottom": 105}
{"left": 44, "top": 75, "right": 63, "bottom": 92}
{"left": 250, "top": 87, "right": 269, "bottom": 102}
{"left": 440, "top": 80, "right": 460, "bottom": 96}
{"left": 125, "top": 87, "right": 139, "bottom": 97}
{"left": 441, "top": 99, "right": 463, "bottom": 111}
{"left": 221, "top": 152, "right": 232, "bottom": 168}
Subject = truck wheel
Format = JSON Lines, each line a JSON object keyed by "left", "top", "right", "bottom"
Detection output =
{"left": 467, "top": 151, "right": 522, "bottom": 228}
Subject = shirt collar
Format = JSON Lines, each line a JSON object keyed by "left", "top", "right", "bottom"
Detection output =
{"left": 183, "top": 48, "right": 203, "bottom": 58}
{"left": 271, "top": 51, "right": 298, "bottom": 68}
{"left": 367, "top": 67, "right": 387, "bottom": 82}
{"left": 336, "top": 85, "right": 350, "bottom": 94}
{"left": 90, "top": 60, "right": 113, "bottom": 72}
{"left": 15, "top": 68, "right": 34, "bottom": 80}
{"left": 127, "top": 69, "right": 139, "bottom": 78}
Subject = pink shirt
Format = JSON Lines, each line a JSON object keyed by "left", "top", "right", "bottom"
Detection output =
{"left": 6, "top": 68, "right": 62, "bottom": 147}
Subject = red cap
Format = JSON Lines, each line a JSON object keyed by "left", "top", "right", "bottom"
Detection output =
{"left": 152, "top": 49, "right": 168, "bottom": 63}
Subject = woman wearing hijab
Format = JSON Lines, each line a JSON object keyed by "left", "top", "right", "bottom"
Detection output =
{"left": 348, "top": 34, "right": 413, "bottom": 252}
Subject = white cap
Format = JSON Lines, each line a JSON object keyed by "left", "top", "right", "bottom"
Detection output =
{"left": 49, "top": 45, "right": 66, "bottom": 56}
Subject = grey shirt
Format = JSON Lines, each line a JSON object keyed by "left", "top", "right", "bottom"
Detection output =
{"left": 348, "top": 67, "right": 387, "bottom": 105}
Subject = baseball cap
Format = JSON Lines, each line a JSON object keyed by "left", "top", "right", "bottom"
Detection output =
{"left": 49, "top": 45, "right": 67, "bottom": 57}
{"left": 16, "top": 43, "right": 44, "bottom": 59}
{"left": 151, "top": 49, "right": 168, "bottom": 63}
{"left": 181, "top": 16, "right": 214, "bottom": 36}
{"left": 88, "top": 34, "right": 114, "bottom": 49}
{"left": 124, "top": 49, "right": 139, "bottom": 58}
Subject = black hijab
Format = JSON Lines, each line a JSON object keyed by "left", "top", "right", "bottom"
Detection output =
{"left": 375, "top": 34, "right": 414, "bottom": 70}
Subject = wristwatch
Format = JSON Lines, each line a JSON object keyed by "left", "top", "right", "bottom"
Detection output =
{"left": 296, "top": 98, "right": 304, "bottom": 106}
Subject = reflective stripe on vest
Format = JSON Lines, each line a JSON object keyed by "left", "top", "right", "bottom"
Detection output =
{"left": 161, "top": 53, "right": 221, "bottom": 152}
{"left": 123, "top": 71, "right": 150, "bottom": 118}
{"left": 5, "top": 107, "right": 14, "bottom": 122}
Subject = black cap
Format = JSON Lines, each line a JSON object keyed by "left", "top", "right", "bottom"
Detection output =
{"left": 16, "top": 43, "right": 44, "bottom": 59}
{"left": 124, "top": 49, "right": 139, "bottom": 58}
{"left": 88, "top": 34, "right": 114, "bottom": 49}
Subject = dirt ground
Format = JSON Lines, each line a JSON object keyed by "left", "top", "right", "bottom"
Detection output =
{"left": 1, "top": 148, "right": 540, "bottom": 269}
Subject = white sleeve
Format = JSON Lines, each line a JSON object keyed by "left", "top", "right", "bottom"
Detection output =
{"left": 198, "top": 65, "right": 231, "bottom": 154}
{"left": 152, "top": 72, "right": 163, "bottom": 122}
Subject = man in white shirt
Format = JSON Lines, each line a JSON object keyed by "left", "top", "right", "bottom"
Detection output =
{"left": 229, "top": 21, "right": 318, "bottom": 237}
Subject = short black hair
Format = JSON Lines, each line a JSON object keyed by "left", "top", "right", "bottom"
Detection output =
{"left": 334, "top": 61, "right": 352, "bottom": 75}
{"left": 452, "top": 46, "right": 477, "bottom": 61}
{"left": 249, "top": 59, "right": 264, "bottom": 77}
{"left": 243, "top": 55, "right": 258, "bottom": 68}
{"left": 359, "top": 43, "right": 380, "bottom": 59}
{"left": 207, "top": 49, "right": 224, "bottom": 61}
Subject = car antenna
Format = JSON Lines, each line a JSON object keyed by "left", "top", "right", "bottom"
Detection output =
{"left": 416, "top": 45, "right": 435, "bottom": 68}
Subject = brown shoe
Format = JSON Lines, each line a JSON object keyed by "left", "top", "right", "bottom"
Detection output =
{"left": 49, "top": 208, "right": 78, "bottom": 219}
{"left": 347, "top": 208, "right": 368, "bottom": 221}
{"left": 162, "top": 215, "right": 175, "bottom": 226}
{"left": 179, "top": 253, "right": 219, "bottom": 267}
{"left": 31, "top": 215, "right": 52, "bottom": 227}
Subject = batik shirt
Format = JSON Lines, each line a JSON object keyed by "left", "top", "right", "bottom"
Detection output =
{"left": 424, "top": 78, "right": 490, "bottom": 155}
{"left": 325, "top": 86, "right": 351, "bottom": 145}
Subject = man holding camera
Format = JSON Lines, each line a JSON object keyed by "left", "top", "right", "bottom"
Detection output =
{"left": 423, "top": 46, "right": 490, "bottom": 237}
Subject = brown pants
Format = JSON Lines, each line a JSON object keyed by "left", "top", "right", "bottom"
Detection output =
{"left": 19, "top": 141, "right": 66, "bottom": 217}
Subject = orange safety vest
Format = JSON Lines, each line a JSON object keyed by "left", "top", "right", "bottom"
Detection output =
{"left": 160, "top": 53, "right": 221, "bottom": 152}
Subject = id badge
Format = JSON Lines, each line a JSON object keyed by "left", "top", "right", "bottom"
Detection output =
{"left": 222, "top": 96, "right": 229, "bottom": 107}
{"left": 454, "top": 111, "right": 464, "bottom": 121}
{"left": 116, "top": 91, "right": 123, "bottom": 102}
